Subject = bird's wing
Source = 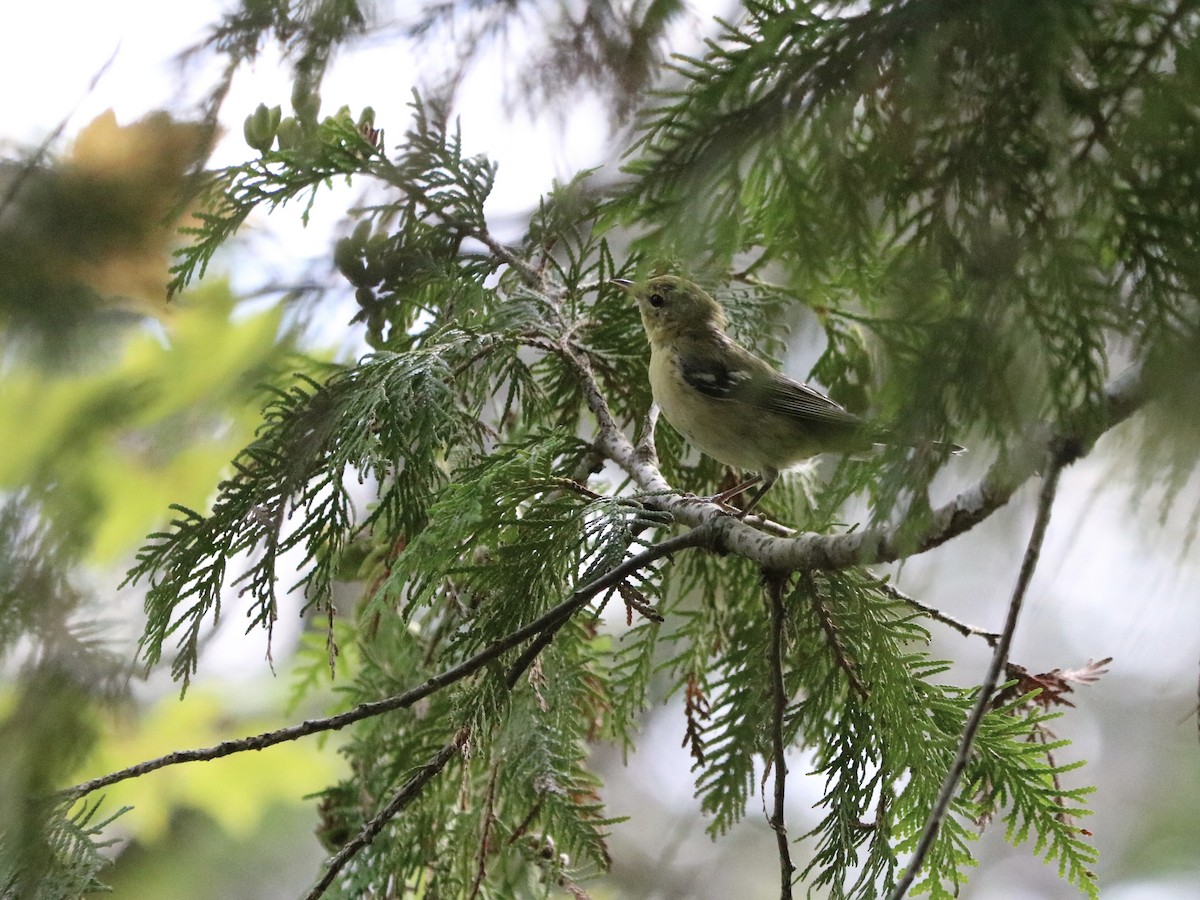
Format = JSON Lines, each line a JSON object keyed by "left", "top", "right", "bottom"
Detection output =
{"left": 677, "top": 351, "right": 863, "bottom": 428}
{"left": 676, "top": 353, "right": 754, "bottom": 399}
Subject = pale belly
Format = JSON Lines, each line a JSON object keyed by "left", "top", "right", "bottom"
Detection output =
{"left": 648, "top": 349, "right": 825, "bottom": 474}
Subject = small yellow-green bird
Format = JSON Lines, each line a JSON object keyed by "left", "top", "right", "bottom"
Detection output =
{"left": 614, "top": 275, "right": 956, "bottom": 515}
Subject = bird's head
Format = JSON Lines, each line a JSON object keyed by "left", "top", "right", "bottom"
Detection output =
{"left": 611, "top": 275, "right": 729, "bottom": 345}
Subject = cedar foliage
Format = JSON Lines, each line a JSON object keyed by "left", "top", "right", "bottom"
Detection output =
{"left": 6, "top": 1, "right": 1200, "bottom": 897}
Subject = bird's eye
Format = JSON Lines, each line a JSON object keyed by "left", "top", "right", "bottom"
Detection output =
{"left": 648, "top": 293, "right": 665, "bottom": 308}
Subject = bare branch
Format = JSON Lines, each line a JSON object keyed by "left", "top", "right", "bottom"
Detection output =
{"left": 764, "top": 571, "right": 795, "bottom": 899}
{"left": 555, "top": 339, "right": 630, "bottom": 454}
{"left": 303, "top": 728, "right": 469, "bottom": 900}
{"left": 470, "top": 226, "right": 544, "bottom": 287}
{"left": 504, "top": 524, "right": 715, "bottom": 687}
{"left": 888, "top": 442, "right": 1070, "bottom": 900}
{"left": 613, "top": 362, "right": 1147, "bottom": 575}
{"left": 873, "top": 579, "right": 1000, "bottom": 646}
{"left": 64, "top": 525, "right": 712, "bottom": 801}
{"left": 62, "top": 637, "right": 493, "bottom": 800}
{"left": 807, "top": 575, "right": 869, "bottom": 701}
{"left": 635, "top": 403, "right": 661, "bottom": 467}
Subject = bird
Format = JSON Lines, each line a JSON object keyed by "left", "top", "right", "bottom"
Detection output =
{"left": 613, "top": 275, "right": 960, "bottom": 516}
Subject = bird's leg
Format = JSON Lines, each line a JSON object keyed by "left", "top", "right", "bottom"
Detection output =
{"left": 706, "top": 470, "right": 778, "bottom": 517}
{"left": 734, "top": 469, "right": 778, "bottom": 518}
{"left": 709, "top": 474, "right": 761, "bottom": 508}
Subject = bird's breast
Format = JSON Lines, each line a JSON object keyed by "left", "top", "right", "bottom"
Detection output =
{"left": 649, "top": 348, "right": 809, "bottom": 473}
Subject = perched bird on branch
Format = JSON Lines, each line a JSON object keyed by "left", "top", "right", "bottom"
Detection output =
{"left": 615, "top": 275, "right": 962, "bottom": 515}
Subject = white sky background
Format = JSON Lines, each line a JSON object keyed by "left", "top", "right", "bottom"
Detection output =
{"left": 4, "top": 3, "right": 1200, "bottom": 898}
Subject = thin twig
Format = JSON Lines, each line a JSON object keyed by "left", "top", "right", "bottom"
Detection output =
{"left": 504, "top": 525, "right": 713, "bottom": 687}
{"left": 888, "top": 446, "right": 1070, "bottom": 900}
{"left": 63, "top": 532, "right": 676, "bottom": 801}
{"left": 807, "top": 577, "right": 869, "bottom": 701}
{"left": 873, "top": 579, "right": 1000, "bottom": 646}
{"left": 741, "top": 513, "right": 799, "bottom": 538}
{"left": 548, "top": 476, "right": 605, "bottom": 501}
{"left": 303, "top": 728, "right": 469, "bottom": 900}
{"left": 0, "top": 50, "right": 118, "bottom": 217}
{"left": 468, "top": 763, "right": 501, "bottom": 900}
{"left": 64, "top": 525, "right": 711, "bottom": 800}
{"left": 764, "top": 572, "right": 795, "bottom": 900}
{"left": 1075, "top": 0, "right": 1196, "bottom": 162}
{"left": 471, "top": 227, "right": 543, "bottom": 288}
{"left": 506, "top": 798, "right": 545, "bottom": 846}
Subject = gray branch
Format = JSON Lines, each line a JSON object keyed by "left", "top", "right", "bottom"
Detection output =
{"left": 599, "top": 362, "right": 1147, "bottom": 574}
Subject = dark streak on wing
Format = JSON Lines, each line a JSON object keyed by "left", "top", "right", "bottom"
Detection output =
{"left": 678, "top": 353, "right": 862, "bottom": 428}
{"left": 759, "top": 374, "right": 864, "bottom": 428}
{"left": 678, "top": 354, "right": 750, "bottom": 400}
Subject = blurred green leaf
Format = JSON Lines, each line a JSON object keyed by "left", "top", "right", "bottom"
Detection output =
{"left": 0, "top": 282, "right": 293, "bottom": 561}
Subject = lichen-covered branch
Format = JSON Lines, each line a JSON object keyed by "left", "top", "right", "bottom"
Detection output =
{"left": 593, "top": 361, "right": 1147, "bottom": 575}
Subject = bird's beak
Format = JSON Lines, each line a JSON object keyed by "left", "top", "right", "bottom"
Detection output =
{"left": 610, "top": 278, "right": 634, "bottom": 291}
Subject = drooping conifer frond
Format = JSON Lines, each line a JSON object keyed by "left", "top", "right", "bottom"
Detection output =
{"left": 625, "top": 0, "right": 1200, "bottom": 468}
{"left": 125, "top": 342, "right": 496, "bottom": 685}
